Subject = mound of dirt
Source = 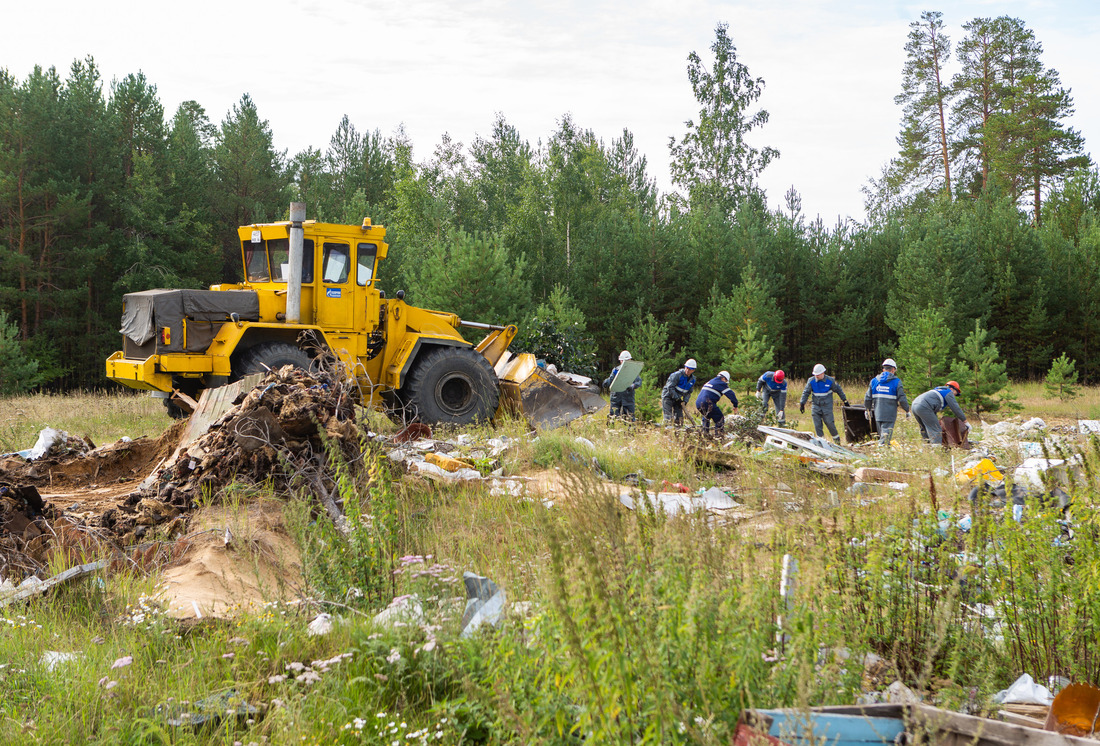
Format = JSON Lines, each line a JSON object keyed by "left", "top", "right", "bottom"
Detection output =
{"left": 156, "top": 501, "right": 302, "bottom": 619}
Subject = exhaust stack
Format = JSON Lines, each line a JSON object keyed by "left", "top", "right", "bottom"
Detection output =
{"left": 287, "top": 202, "right": 305, "bottom": 324}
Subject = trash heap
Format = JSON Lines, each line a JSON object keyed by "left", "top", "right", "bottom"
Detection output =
{"left": 105, "top": 366, "right": 360, "bottom": 538}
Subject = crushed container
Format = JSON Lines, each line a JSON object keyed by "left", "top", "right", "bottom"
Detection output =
{"left": 842, "top": 405, "right": 876, "bottom": 444}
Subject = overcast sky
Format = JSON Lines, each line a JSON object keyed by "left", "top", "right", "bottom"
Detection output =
{"left": 5, "top": 1, "right": 1098, "bottom": 224}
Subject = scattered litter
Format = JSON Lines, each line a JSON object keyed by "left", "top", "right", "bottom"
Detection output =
{"left": 573, "top": 437, "right": 595, "bottom": 450}
{"left": 619, "top": 488, "right": 741, "bottom": 515}
{"left": 1018, "top": 442, "right": 1044, "bottom": 458}
{"left": 886, "top": 482, "right": 909, "bottom": 491}
{"left": 759, "top": 426, "right": 865, "bottom": 461}
{"left": 489, "top": 478, "right": 526, "bottom": 497}
{"left": 1021, "top": 417, "right": 1046, "bottom": 432}
{"left": 1078, "top": 420, "right": 1100, "bottom": 436}
{"left": 986, "top": 420, "right": 1019, "bottom": 437}
{"left": 155, "top": 688, "right": 259, "bottom": 727}
{"left": 854, "top": 467, "right": 921, "bottom": 485}
{"left": 993, "top": 673, "right": 1054, "bottom": 705}
{"left": 408, "top": 460, "right": 482, "bottom": 482}
{"left": 307, "top": 613, "right": 334, "bottom": 636}
{"left": 373, "top": 595, "right": 425, "bottom": 628}
{"left": 460, "top": 572, "right": 506, "bottom": 638}
{"left": 424, "top": 452, "right": 474, "bottom": 473}
{"left": 955, "top": 458, "right": 1004, "bottom": 484}
{"left": 1047, "top": 682, "right": 1100, "bottom": 737}
{"left": 41, "top": 651, "right": 81, "bottom": 671}
{"left": 1013, "top": 456, "right": 1082, "bottom": 491}
{"left": 0, "top": 560, "right": 108, "bottom": 608}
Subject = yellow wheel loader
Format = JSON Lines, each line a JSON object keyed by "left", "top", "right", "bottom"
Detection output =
{"left": 106, "top": 203, "right": 526, "bottom": 425}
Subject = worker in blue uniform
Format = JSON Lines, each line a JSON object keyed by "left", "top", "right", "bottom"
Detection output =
{"left": 695, "top": 370, "right": 740, "bottom": 437}
{"left": 911, "top": 380, "right": 967, "bottom": 446}
{"left": 602, "top": 350, "right": 643, "bottom": 420}
{"left": 756, "top": 369, "right": 787, "bottom": 422}
{"left": 661, "top": 358, "right": 697, "bottom": 427}
{"left": 798, "top": 363, "right": 849, "bottom": 443}
{"left": 863, "top": 358, "right": 909, "bottom": 445}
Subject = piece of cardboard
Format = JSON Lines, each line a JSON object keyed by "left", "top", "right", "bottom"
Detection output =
{"left": 609, "top": 360, "right": 644, "bottom": 393}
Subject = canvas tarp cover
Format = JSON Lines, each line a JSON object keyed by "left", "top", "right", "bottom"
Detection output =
{"left": 120, "top": 289, "right": 260, "bottom": 353}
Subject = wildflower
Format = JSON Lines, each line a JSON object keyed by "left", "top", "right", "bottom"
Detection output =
{"left": 111, "top": 656, "right": 133, "bottom": 669}
{"left": 386, "top": 648, "right": 402, "bottom": 664}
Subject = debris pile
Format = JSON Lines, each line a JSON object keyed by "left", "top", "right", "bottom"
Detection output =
{"left": 115, "top": 365, "right": 359, "bottom": 536}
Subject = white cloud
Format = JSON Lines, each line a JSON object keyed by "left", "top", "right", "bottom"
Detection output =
{"left": 3, "top": 0, "right": 1096, "bottom": 222}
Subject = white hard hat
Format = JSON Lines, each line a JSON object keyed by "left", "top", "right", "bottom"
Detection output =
{"left": 812, "top": 364, "right": 826, "bottom": 376}
{"left": 619, "top": 350, "right": 632, "bottom": 362}
{"left": 882, "top": 358, "right": 897, "bottom": 369}
{"left": 719, "top": 370, "right": 731, "bottom": 381}
{"left": 684, "top": 358, "right": 697, "bottom": 369}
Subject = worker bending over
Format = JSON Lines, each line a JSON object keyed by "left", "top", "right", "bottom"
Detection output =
{"left": 695, "top": 370, "right": 739, "bottom": 437}
{"left": 911, "top": 381, "right": 967, "bottom": 446}
{"left": 757, "top": 370, "right": 787, "bottom": 422}
{"left": 661, "top": 359, "right": 697, "bottom": 427}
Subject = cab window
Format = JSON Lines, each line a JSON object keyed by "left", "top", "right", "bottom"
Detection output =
{"left": 243, "top": 238, "right": 314, "bottom": 283}
{"left": 322, "top": 242, "right": 351, "bottom": 283}
{"left": 357, "top": 243, "right": 378, "bottom": 286}
{"left": 268, "top": 238, "right": 315, "bottom": 283}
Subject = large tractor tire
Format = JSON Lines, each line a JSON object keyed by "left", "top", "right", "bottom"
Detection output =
{"left": 399, "top": 346, "right": 499, "bottom": 426}
{"left": 235, "top": 342, "right": 312, "bottom": 378}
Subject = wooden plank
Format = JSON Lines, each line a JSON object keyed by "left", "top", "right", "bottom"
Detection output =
{"left": 140, "top": 375, "right": 263, "bottom": 490}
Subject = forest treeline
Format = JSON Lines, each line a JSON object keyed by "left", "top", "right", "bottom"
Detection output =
{"left": 0, "top": 12, "right": 1096, "bottom": 394}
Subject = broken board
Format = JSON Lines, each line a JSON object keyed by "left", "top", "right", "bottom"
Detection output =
{"left": 609, "top": 360, "right": 645, "bottom": 393}
{"left": 139, "top": 375, "right": 263, "bottom": 491}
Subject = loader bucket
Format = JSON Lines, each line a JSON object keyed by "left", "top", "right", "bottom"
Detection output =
{"left": 496, "top": 353, "right": 593, "bottom": 430}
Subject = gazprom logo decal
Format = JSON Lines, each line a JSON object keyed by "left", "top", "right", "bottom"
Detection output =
{"left": 326, "top": 288, "right": 341, "bottom": 298}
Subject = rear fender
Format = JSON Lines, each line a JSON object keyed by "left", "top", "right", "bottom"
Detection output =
{"left": 386, "top": 336, "right": 470, "bottom": 391}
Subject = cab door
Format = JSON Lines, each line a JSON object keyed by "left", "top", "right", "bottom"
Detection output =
{"left": 353, "top": 242, "right": 379, "bottom": 335}
{"left": 315, "top": 241, "right": 353, "bottom": 329}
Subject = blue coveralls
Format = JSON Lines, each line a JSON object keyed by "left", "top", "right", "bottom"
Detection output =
{"left": 798, "top": 375, "right": 848, "bottom": 441}
{"left": 756, "top": 372, "right": 787, "bottom": 422}
{"left": 695, "top": 377, "right": 739, "bottom": 435}
{"left": 864, "top": 371, "right": 909, "bottom": 445}
{"left": 661, "top": 369, "right": 696, "bottom": 426}
{"left": 602, "top": 366, "right": 643, "bottom": 420}
{"left": 911, "top": 386, "right": 967, "bottom": 446}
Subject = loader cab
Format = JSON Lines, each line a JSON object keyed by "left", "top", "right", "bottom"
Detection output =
{"left": 236, "top": 220, "right": 388, "bottom": 335}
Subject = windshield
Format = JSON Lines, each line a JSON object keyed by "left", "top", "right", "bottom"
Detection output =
{"left": 242, "top": 238, "right": 314, "bottom": 283}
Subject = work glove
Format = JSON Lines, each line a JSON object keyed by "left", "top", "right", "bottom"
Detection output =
{"left": 799, "top": 403, "right": 805, "bottom": 414}
{"left": 905, "top": 410, "right": 911, "bottom": 419}
{"left": 864, "top": 410, "right": 871, "bottom": 421}
{"left": 842, "top": 400, "right": 849, "bottom": 407}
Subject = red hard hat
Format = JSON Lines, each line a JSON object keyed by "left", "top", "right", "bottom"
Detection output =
{"left": 774, "top": 370, "right": 785, "bottom": 383}
{"left": 946, "top": 380, "right": 961, "bottom": 394}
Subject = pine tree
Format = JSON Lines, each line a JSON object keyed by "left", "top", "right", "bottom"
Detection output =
{"left": 948, "top": 320, "right": 1011, "bottom": 415}
{"left": 1044, "top": 353, "right": 1080, "bottom": 401}
{"left": 873, "top": 11, "right": 955, "bottom": 210}
{"left": 896, "top": 307, "right": 953, "bottom": 393}
{"left": 412, "top": 229, "right": 530, "bottom": 324}
{"left": 0, "top": 311, "right": 40, "bottom": 394}
{"left": 212, "top": 94, "right": 289, "bottom": 279}
{"left": 727, "top": 320, "right": 775, "bottom": 394}
{"left": 625, "top": 312, "right": 675, "bottom": 390}
{"left": 694, "top": 263, "right": 782, "bottom": 372}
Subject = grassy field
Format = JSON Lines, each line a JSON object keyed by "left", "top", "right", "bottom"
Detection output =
{"left": 0, "top": 384, "right": 1097, "bottom": 743}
